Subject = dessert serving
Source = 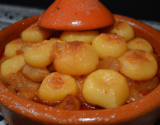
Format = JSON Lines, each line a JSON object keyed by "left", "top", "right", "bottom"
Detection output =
{"left": 0, "top": 0, "right": 160, "bottom": 125}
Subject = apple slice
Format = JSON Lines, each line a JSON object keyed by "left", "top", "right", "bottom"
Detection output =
{"left": 82, "top": 69, "right": 129, "bottom": 109}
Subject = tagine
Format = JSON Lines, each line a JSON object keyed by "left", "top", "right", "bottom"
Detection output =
{"left": 0, "top": 0, "right": 160, "bottom": 125}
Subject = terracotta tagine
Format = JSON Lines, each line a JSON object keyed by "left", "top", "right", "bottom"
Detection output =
{"left": 0, "top": 0, "right": 160, "bottom": 125}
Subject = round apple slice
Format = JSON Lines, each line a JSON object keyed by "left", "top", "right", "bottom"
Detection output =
{"left": 82, "top": 69, "right": 130, "bottom": 109}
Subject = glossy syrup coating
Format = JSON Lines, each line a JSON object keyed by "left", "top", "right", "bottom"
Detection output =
{"left": 92, "top": 33, "right": 128, "bottom": 59}
{"left": 127, "top": 38, "right": 153, "bottom": 53}
{"left": 21, "top": 23, "right": 53, "bottom": 43}
{"left": 82, "top": 69, "right": 130, "bottom": 109}
{"left": 1, "top": 55, "right": 25, "bottom": 78}
{"left": 4, "top": 38, "right": 24, "bottom": 58}
{"left": 101, "top": 20, "right": 135, "bottom": 41}
{"left": 38, "top": 72, "right": 78, "bottom": 101}
{"left": 38, "top": 0, "right": 114, "bottom": 30}
{"left": 60, "top": 30, "right": 99, "bottom": 44}
{"left": 118, "top": 50, "right": 158, "bottom": 81}
{"left": 52, "top": 41, "right": 99, "bottom": 75}
{"left": 23, "top": 40, "right": 53, "bottom": 68}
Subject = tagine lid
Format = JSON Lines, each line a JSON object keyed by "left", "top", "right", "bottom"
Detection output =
{"left": 38, "top": 0, "right": 115, "bottom": 30}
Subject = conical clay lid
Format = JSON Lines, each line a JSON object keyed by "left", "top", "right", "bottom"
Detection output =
{"left": 38, "top": 0, "right": 114, "bottom": 30}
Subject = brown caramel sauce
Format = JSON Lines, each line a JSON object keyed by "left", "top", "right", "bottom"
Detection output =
{"left": 0, "top": 30, "right": 160, "bottom": 110}
{"left": 0, "top": 54, "right": 159, "bottom": 110}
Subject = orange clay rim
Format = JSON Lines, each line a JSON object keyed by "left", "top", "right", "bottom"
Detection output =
{"left": 0, "top": 14, "right": 160, "bottom": 124}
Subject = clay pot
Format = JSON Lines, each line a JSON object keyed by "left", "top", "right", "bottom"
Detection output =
{"left": 0, "top": 14, "right": 160, "bottom": 125}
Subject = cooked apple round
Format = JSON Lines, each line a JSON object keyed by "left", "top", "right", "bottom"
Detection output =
{"left": 118, "top": 50, "right": 157, "bottom": 80}
{"left": 21, "top": 23, "right": 53, "bottom": 43}
{"left": 102, "top": 20, "right": 134, "bottom": 41}
{"left": 38, "top": 72, "right": 78, "bottom": 101}
{"left": 23, "top": 40, "right": 53, "bottom": 68}
{"left": 82, "top": 69, "right": 130, "bottom": 109}
{"left": 60, "top": 30, "right": 99, "bottom": 44}
{"left": 53, "top": 41, "right": 99, "bottom": 75}
{"left": 127, "top": 38, "right": 153, "bottom": 53}
{"left": 92, "top": 33, "right": 128, "bottom": 59}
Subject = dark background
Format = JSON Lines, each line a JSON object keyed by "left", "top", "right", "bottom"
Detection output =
{"left": 0, "top": 0, "right": 160, "bottom": 22}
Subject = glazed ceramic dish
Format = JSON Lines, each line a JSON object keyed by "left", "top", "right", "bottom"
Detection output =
{"left": 0, "top": 14, "right": 160, "bottom": 125}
